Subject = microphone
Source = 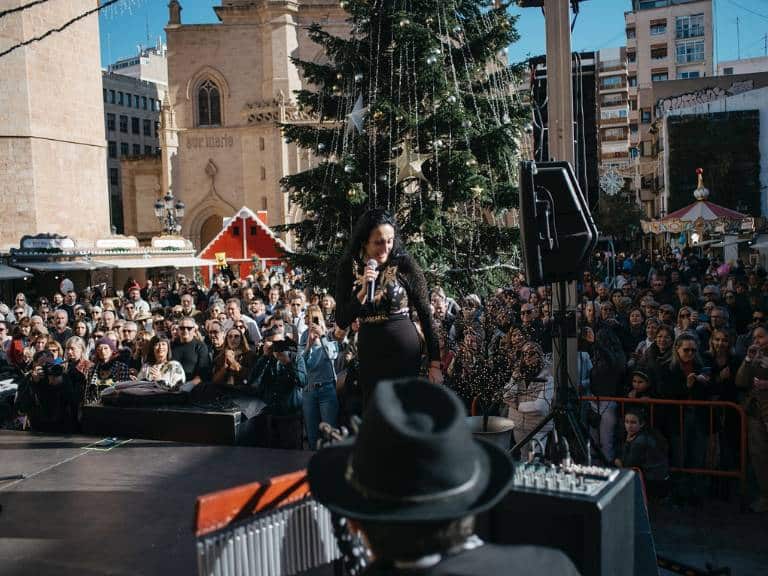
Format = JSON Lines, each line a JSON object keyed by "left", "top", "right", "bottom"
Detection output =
{"left": 366, "top": 259, "right": 378, "bottom": 304}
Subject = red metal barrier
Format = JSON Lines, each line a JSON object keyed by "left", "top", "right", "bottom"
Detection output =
{"left": 580, "top": 396, "right": 748, "bottom": 495}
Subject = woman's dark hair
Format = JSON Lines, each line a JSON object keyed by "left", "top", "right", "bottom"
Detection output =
{"left": 11, "top": 317, "right": 31, "bottom": 339}
{"left": 146, "top": 335, "right": 173, "bottom": 364}
{"left": 344, "top": 209, "right": 404, "bottom": 262}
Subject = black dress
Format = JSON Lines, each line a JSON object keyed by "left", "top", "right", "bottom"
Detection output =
{"left": 336, "top": 253, "right": 439, "bottom": 409}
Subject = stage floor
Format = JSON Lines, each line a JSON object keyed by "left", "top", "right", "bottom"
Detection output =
{"left": 0, "top": 431, "right": 312, "bottom": 575}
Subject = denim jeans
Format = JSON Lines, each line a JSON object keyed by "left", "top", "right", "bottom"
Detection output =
{"left": 303, "top": 381, "right": 339, "bottom": 450}
{"left": 590, "top": 400, "right": 618, "bottom": 462}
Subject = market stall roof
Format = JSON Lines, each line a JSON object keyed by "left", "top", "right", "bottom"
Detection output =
{"left": 0, "top": 264, "right": 32, "bottom": 280}
{"left": 22, "top": 260, "right": 116, "bottom": 272}
{"left": 104, "top": 256, "right": 217, "bottom": 269}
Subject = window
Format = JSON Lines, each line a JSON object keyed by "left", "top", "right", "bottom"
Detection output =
{"left": 154, "top": 121, "right": 160, "bottom": 137}
{"left": 602, "top": 93, "right": 626, "bottom": 106}
{"left": 630, "top": 123, "right": 639, "bottom": 134}
{"left": 131, "top": 117, "right": 140, "bottom": 134}
{"left": 676, "top": 14, "right": 705, "bottom": 39}
{"left": 109, "top": 168, "right": 119, "bottom": 186}
{"left": 630, "top": 147, "right": 639, "bottom": 158}
{"left": 722, "top": 67, "right": 733, "bottom": 75}
{"left": 261, "top": 197, "right": 268, "bottom": 210}
{"left": 626, "top": 27, "right": 636, "bottom": 40}
{"left": 603, "top": 127, "right": 626, "bottom": 140}
{"left": 126, "top": 93, "right": 132, "bottom": 108}
{"left": 250, "top": 226, "right": 258, "bottom": 236}
{"left": 197, "top": 80, "right": 221, "bottom": 126}
{"left": 134, "top": 95, "right": 140, "bottom": 108}
{"left": 677, "top": 39, "right": 704, "bottom": 64}
{"left": 652, "top": 71, "right": 669, "bottom": 82}
{"left": 641, "top": 141, "right": 654, "bottom": 157}
{"left": 119, "top": 115, "right": 128, "bottom": 133}
{"left": 150, "top": 98, "right": 156, "bottom": 112}
{"left": 628, "top": 76, "right": 638, "bottom": 87}
{"left": 108, "top": 141, "right": 117, "bottom": 158}
{"left": 259, "top": 137, "right": 265, "bottom": 151}
{"left": 143, "top": 119, "right": 152, "bottom": 136}
{"left": 132, "top": 144, "right": 141, "bottom": 156}
{"left": 120, "top": 142, "right": 129, "bottom": 156}
{"left": 118, "top": 91, "right": 124, "bottom": 105}
{"left": 641, "top": 109, "right": 652, "bottom": 124}
{"left": 627, "top": 51, "right": 636, "bottom": 64}
{"left": 260, "top": 167, "right": 266, "bottom": 180}
{"left": 145, "top": 145, "right": 154, "bottom": 155}
{"left": 630, "top": 98, "right": 638, "bottom": 110}
{"left": 679, "top": 71, "right": 701, "bottom": 79}
{"left": 601, "top": 108, "right": 628, "bottom": 120}
{"left": 233, "top": 226, "right": 240, "bottom": 237}
{"left": 109, "top": 90, "right": 116, "bottom": 104}
{"left": 602, "top": 76, "right": 623, "bottom": 88}
{"left": 651, "top": 46, "right": 667, "bottom": 60}
{"left": 106, "top": 113, "right": 116, "bottom": 131}
{"left": 142, "top": 96, "right": 148, "bottom": 110}
{"left": 103, "top": 89, "right": 107, "bottom": 102}
{"left": 650, "top": 21, "right": 667, "bottom": 36}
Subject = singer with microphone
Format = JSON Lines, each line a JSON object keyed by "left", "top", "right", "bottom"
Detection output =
{"left": 336, "top": 209, "right": 443, "bottom": 409}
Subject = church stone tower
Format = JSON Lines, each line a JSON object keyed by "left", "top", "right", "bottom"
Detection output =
{"left": 0, "top": 0, "right": 111, "bottom": 249}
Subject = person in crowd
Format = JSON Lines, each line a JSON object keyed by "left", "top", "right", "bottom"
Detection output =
{"left": 265, "top": 286, "right": 282, "bottom": 315}
{"left": 626, "top": 307, "right": 647, "bottom": 353}
{"left": 136, "top": 335, "right": 186, "bottom": 389}
{"left": 628, "top": 369, "right": 654, "bottom": 398}
{"left": 335, "top": 318, "right": 362, "bottom": 426}
{"left": 307, "top": 378, "right": 579, "bottom": 576}
{"left": 614, "top": 408, "right": 670, "bottom": 497}
{"left": 504, "top": 342, "right": 553, "bottom": 458}
{"left": 224, "top": 297, "right": 261, "bottom": 347}
{"left": 583, "top": 300, "right": 600, "bottom": 332}
{"left": 0, "top": 321, "right": 10, "bottom": 352}
{"left": 16, "top": 352, "right": 78, "bottom": 432}
{"left": 180, "top": 293, "right": 200, "bottom": 320}
{"left": 45, "top": 340, "right": 63, "bottom": 361}
{"left": 124, "top": 282, "right": 150, "bottom": 316}
{"left": 49, "top": 309, "right": 72, "bottom": 347}
{"left": 286, "top": 293, "right": 308, "bottom": 343}
{"left": 64, "top": 336, "right": 91, "bottom": 409}
{"left": 247, "top": 298, "right": 268, "bottom": 328}
{"left": 335, "top": 209, "right": 442, "bottom": 410}
{"left": 320, "top": 294, "right": 336, "bottom": 329}
{"left": 675, "top": 306, "right": 698, "bottom": 339}
{"left": 212, "top": 328, "right": 255, "bottom": 388}
{"left": 171, "top": 317, "right": 211, "bottom": 391}
{"left": 300, "top": 304, "right": 339, "bottom": 449}
{"left": 9, "top": 293, "right": 34, "bottom": 321}
{"left": 8, "top": 318, "right": 31, "bottom": 368}
{"left": 248, "top": 336, "right": 307, "bottom": 448}
{"left": 588, "top": 327, "right": 627, "bottom": 462}
{"left": 735, "top": 325, "right": 768, "bottom": 513}
{"left": 86, "top": 338, "right": 131, "bottom": 403}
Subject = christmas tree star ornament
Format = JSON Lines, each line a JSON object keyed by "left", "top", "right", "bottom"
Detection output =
{"left": 345, "top": 94, "right": 368, "bottom": 138}
{"left": 388, "top": 140, "right": 430, "bottom": 185}
{"left": 470, "top": 184, "right": 484, "bottom": 197}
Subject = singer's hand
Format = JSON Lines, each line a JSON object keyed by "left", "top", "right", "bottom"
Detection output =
{"left": 357, "top": 267, "right": 379, "bottom": 304}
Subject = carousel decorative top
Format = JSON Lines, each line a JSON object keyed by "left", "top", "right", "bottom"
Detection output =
{"left": 692, "top": 167, "right": 709, "bottom": 201}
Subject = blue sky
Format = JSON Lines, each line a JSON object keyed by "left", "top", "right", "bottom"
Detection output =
{"left": 99, "top": 0, "right": 768, "bottom": 67}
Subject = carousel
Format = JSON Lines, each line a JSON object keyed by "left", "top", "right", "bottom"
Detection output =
{"left": 641, "top": 168, "right": 754, "bottom": 259}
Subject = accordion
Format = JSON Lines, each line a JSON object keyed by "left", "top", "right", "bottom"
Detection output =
{"left": 194, "top": 470, "right": 342, "bottom": 576}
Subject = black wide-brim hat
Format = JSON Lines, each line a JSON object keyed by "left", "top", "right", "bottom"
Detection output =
{"left": 308, "top": 378, "right": 513, "bottom": 523}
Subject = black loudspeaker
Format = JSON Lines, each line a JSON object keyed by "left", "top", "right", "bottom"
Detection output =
{"left": 519, "top": 160, "right": 598, "bottom": 285}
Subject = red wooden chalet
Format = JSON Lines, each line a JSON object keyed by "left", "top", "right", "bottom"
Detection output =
{"left": 197, "top": 206, "right": 290, "bottom": 281}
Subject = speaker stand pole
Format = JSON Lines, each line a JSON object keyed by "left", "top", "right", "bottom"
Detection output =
{"left": 543, "top": 0, "right": 581, "bottom": 421}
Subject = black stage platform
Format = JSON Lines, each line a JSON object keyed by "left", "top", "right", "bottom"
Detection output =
{"left": 0, "top": 431, "right": 312, "bottom": 575}
{"left": 81, "top": 402, "right": 244, "bottom": 445}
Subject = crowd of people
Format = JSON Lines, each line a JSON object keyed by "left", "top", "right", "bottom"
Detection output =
{"left": 0, "top": 243, "right": 766, "bottom": 512}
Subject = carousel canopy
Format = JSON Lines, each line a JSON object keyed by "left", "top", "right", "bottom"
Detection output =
{"left": 641, "top": 168, "right": 753, "bottom": 235}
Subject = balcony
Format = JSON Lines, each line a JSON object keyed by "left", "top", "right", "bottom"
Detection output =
{"left": 600, "top": 79, "right": 628, "bottom": 92}
{"left": 602, "top": 133, "right": 629, "bottom": 143}
{"left": 601, "top": 97, "right": 629, "bottom": 108}
{"left": 601, "top": 116, "right": 630, "bottom": 127}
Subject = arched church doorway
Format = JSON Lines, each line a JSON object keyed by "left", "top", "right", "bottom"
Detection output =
{"left": 199, "top": 214, "right": 224, "bottom": 250}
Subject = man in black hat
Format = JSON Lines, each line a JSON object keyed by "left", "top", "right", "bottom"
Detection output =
{"left": 308, "top": 379, "right": 580, "bottom": 575}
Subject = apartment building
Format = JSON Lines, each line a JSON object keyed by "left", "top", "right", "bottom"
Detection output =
{"left": 597, "top": 47, "right": 633, "bottom": 195}
{"left": 625, "top": 0, "right": 713, "bottom": 215}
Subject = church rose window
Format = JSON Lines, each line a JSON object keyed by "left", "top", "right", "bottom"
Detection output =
{"left": 198, "top": 80, "right": 221, "bottom": 126}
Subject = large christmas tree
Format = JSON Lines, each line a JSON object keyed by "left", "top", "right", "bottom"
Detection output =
{"left": 279, "top": 0, "right": 527, "bottom": 294}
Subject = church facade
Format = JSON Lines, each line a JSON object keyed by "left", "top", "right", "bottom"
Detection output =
{"left": 156, "top": 0, "right": 347, "bottom": 249}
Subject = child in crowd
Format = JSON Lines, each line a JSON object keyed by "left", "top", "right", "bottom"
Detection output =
{"left": 615, "top": 409, "right": 670, "bottom": 497}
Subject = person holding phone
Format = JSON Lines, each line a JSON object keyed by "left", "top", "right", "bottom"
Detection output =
{"left": 299, "top": 304, "right": 339, "bottom": 449}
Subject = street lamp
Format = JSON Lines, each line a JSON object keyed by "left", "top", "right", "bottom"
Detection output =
{"left": 154, "top": 192, "right": 186, "bottom": 235}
